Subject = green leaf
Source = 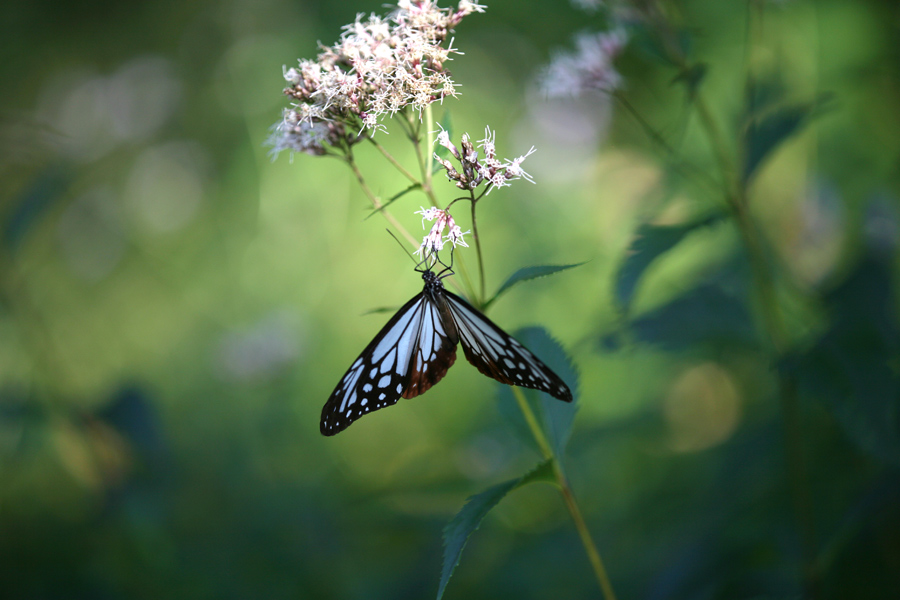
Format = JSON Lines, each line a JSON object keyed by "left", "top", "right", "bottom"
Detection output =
{"left": 364, "top": 183, "right": 421, "bottom": 220}
{"left": 360, "top": 306, "right": 399, "bottom": 316}
{"left": 742, "top": 93, "right": 833, "bottom": 184}
{"left": 496, "top": 327, "right": 579, "bottom": 458}
{"left": 608, "top": 256, "right": 758, "bottom": 351}
{"left": 783, "top": 246, "right": 900, "bottom": 465}
{"left": 615, "top": 212, "right": 726, "bottom": 310}
{"left": 628, "top": 284, "right": 756, "bottom": 350}
{"left": 483, "top": 262, "right": 587, "bottom": 310}
{"left": 437, "top": 459, "right": 555, "bottom": 600}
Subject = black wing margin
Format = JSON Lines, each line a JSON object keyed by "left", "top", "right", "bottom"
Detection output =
{"left": 443, "top": 290, "right": 573, "bottom": 403}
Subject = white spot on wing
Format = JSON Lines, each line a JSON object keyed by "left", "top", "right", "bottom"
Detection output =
{"left": 381, "top": 349, "right": 395, "bottom": 374}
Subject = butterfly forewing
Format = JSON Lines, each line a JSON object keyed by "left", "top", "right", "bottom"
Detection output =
{"left": 444, "top": 291, "right": 573, "bottom": 403}
{"left": 320, "top": 293, "right": 458, "bottom": 436}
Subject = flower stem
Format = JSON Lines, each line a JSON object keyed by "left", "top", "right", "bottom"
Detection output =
{"left": 346, "top": 154, "right": 418, "bottom": 247}
{"left": 366, "top": 137, "right": 420, "bottom": 185}
{"left": 424, "top": 103, "right": 435, "bottom": 189}
{"left": 511, "top": 386, "right": 554, "bottom": 458}
{"left": 408, "top": 112, "right": 433, "bottom": 201}
{"left": 470, "top": 200, "right": 486, "bottom": 306}
{"left": 511, "top": 387, "right": 618, "bottom": 600}
{"left": 554, "top": 463, "right": 618, "bottom": 600}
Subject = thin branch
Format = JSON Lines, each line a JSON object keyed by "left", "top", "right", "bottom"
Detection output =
{"left": 346, "top": 154, "right": 418, "bottom": 247}
{"left": 511, "top": 387, "right": 618, "bottom": 600}
{"left": 470, "top": 199, "right": 486, "bottom": 306}
{"left": 365, "top": 136, "right": 420, "bottom": 185}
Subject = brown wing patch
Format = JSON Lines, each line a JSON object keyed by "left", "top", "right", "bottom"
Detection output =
{"left": 403, "top": 298, "right": 459, "bottom": 399}
{"left": 403, "top": 345, "right": 457, "bottom": 398}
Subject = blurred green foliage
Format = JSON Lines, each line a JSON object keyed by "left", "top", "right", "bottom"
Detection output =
{"left": 1, "top": 0, "right": 899, "bottom": 599}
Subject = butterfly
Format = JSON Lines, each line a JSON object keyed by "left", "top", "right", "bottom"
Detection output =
{"left": 321, "top": 262, "right": 573, "bottom": 435}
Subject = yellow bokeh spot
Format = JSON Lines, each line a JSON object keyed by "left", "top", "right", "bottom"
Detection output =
{"left": 664, "top": 362, "right": 742, "bottom": 453}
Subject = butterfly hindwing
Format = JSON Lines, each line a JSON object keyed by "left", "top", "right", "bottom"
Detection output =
{"left": 443, "top": 290, "right": 573, "bottom": 403}
{"left": 320, "top": 293, "right": 459, "bottom": 436}
{"left": 403, "top": 297, "right": 458, "bottom": 399}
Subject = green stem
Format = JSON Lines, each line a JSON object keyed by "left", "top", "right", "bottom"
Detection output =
{"left": 699, "top": 92, "right": 819, "bottom": 598}
{"left": 511, "top": 386, "right": 554, "bottom": 458}
{"left": 470, "top": 200, "right": 486, "bottom": 306}
{"left": 693, "top": 95, "right": 739, "bottom": 200}
{"left": 683, "top": 65, "right": 821, "bottom": 600}
{"left": 554, "top": 462, "right": 618, "bottom": 600}
{"left": 450, "top": 250, "right": 478, "bottom": 304}
{"left": 647, "top": 6, "right": 818, "bottom": 592}
{"left": 346, "top": 154, "right": 418, "bottom": 247}
{"left": 408, "top": 113, "right": 432, "bottom": 200}
{"left": 511, "top": 387, "right": 618, "bottom": 600}
{"left": 366, "top": 137, "right": 420, "bottom": 185}
{"left": 424, "top": 103, "right": 435, "bottom": 190}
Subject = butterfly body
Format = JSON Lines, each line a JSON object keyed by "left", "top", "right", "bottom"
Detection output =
{"left": 321, "top": 269, "right": 572, "bottom": 436}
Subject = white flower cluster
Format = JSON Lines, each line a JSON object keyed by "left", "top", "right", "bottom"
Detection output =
{"left": 433, "top": 126, "right": 536, "bottom": 194}
{"left": 415, "top": 206, "right": 470, "bottom": 258}
{"left": 540, "top": 29, "right": 628, "bottom": 98}
{"left": 269, "top": 1, "right": 486, "bottom": 156}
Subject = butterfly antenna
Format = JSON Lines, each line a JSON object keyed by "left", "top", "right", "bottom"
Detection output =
{"left": 386, "top": 229, "right": 419, "bottom": 266}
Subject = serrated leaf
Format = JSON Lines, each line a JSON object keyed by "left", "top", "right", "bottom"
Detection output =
{"left": 495, "top": 327, "right": 579, "bottom": 458}
{"left": 437, "top": 459, "right": 555, "bottom": 600}
{"left": 483, "top": 262, "right": 587, "bottom": 310}
{"left": 629, "top": 285, "right": 756, "bottom": 350}
{"left": 615, "top": 212, "right": 726, "bottom": 310}
{"left": 610, "top": 257, "right": 758, "bottom": 351}
{"left": 364, "top": 183, "right": 421, "bottom": 220}
{"left": 742, "top": 94, "right": 833, "bottom": 184}
{"left": 783, "top": 248, "right": 900, "bottom": 465}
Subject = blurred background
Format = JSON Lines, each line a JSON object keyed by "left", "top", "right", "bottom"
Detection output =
{"left": 1, "top": 0, "right": 899, "bottom": 598}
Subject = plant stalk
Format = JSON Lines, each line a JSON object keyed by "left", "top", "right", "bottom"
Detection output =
{"left": 346, "top": 155, "right": 418, "bottom": 247}
{"left": 511, "top": 387, "right": 618, "bottom": 600}
{"left": 470, "top": 200, "right": 486, "bottom": 306}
